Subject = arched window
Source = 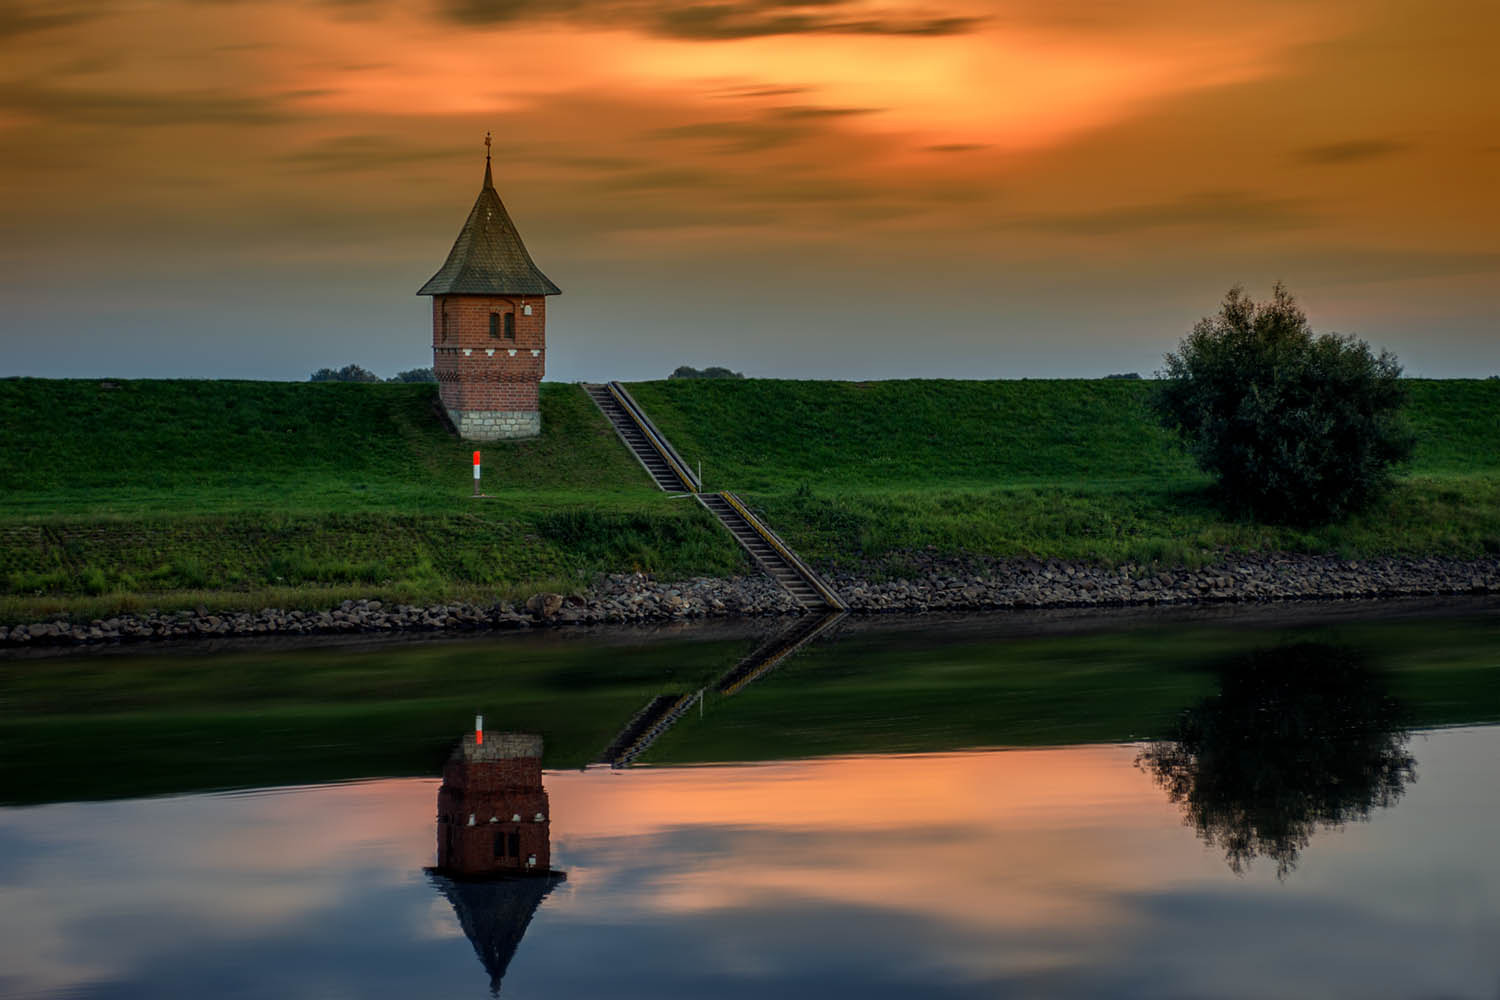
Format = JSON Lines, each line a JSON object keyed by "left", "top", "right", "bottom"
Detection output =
{"left": 488, "top": 312, "right": 500, "bottom": 338}
{"left": 503, "top": 312, "right": 515, "bottom": 340}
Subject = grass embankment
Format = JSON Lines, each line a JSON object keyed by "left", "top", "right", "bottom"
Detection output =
{"left": 2, "top": 377, "right": 1497, "bottom": 620}
{"left": 3, "top": 611, "right": 1497, "bottom": 804}
{"left": 628, "top": 378, "right": 1500, "bottom": 571}
{"left": 0, "top": 380, "right": 742, "bottom": 622}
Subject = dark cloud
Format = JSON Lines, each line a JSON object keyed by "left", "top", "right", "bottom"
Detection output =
{"left": 534, "top": 153, "right": 645, "bottom": 172}
{"left": 716, "top": 86, "right": 811, "bottom": 99}
{"left": 924, "top": 143, "right": 988, "bottom": 153}
{"left": 770, "top": 105, "right": 877, "bottom": 119}
{"left": 600, "top": 166, "right": 727, "bottom": 191}
{"left": 280, "top": 135, "right": 466, "bottom": 173}
{"left": 647, "top": 103, "right": 881, "bottom": 153}
{"left": 1016, "top": 191, "right": 1315, "bottom": 235}
{"left": 649, "top": 118, "right": 810, "bottom": 153}
{"left": 1296, "top": 139, "right": 1410, "bottom": 165}
{"left": 0, "top": 0, "right": 106, "bottom": 39}
{"left": 437, "top": 0, "right": 981, "bottom": 40}
{"left": 0, "top": 80, "right": 302, "bottom": 126}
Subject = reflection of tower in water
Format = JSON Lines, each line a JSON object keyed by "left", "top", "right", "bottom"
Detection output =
{"left": 428, "top": 730, "right": 564, "bottom": 995}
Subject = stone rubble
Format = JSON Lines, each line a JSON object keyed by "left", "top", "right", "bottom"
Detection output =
{"left": 1, "top": 553, "right": 1496, "bottom": 649}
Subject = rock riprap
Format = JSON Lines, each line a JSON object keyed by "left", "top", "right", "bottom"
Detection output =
{"left": 1, "top": 554, "right": 1495, "bottom": 648}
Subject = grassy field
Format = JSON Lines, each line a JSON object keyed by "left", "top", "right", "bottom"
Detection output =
{"left": 1, "top": 377, "right": 1497, "bottom": 620}
{"left": 0, "top": 380, "right": 744, "bottom": 621}
{"left": 630, "top": 378, "right": 1500, "bottom": 568}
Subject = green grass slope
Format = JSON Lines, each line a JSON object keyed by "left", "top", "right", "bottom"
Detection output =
{"left": 0, "top": 380, "right": 744, "bottom": 619}
{"left": 628, "top": 378, "right": 1500, "bottom": 567}
{"left": 1, "top": 376, "right": 1496, "bottom": 619}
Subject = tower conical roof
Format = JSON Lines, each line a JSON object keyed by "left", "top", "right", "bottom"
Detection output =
{"left": 417, "top": 156, "right": 561, "bottom": 297}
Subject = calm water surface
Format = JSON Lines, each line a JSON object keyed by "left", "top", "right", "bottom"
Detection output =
{"left": 1, "top": 603, "right": 1497, "bottom": 998}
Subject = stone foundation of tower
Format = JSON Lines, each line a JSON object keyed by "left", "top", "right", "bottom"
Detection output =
{"left": 448, "top": 408, "right": 541, "bottom": 440}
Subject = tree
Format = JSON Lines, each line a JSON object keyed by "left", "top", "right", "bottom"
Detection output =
{"left": 309, "top": 364, "right": 380, "bottom": 383}
{"left": 388, "top": 367, "right": 436, "bottom": 383}
{"left": 669, "top": 365, "right": 744, "bottom": 380}
{"left": 1153, "top": 284, "right": 1413, "bottom": 524}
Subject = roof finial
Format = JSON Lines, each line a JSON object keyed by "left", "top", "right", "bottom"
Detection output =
{"left": 483, "top": 130, "right": 493, "bottom": 189}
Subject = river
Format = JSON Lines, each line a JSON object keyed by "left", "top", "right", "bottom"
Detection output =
{"left": 2, "top": 599, "right": 1497, "bottom": 997}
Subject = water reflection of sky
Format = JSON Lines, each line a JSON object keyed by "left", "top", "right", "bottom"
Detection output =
{"left": 1, "top": 732, "right": 1496, "bottom": 999}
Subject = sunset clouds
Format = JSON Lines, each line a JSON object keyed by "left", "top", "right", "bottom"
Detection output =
{"left": 0, "top": 0, "right": 1494, "bottom": 379}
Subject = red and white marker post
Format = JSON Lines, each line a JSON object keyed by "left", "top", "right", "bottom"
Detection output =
{"left": 475, "top": 714, "right": 484, "bottom": 746}
{"left": 472, "top": 450, "right": 481, "bottom": 497}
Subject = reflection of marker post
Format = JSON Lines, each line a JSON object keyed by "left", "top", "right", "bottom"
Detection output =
{"left": 475, "top": 714, "right": 484, "bottom": 746}
{"left": 472, "top": 450, "right": 481, "bottom": 497}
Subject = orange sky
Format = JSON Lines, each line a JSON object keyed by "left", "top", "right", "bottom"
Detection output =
{"left": 0, "top": 0, "right": 1495, "bottom": 378}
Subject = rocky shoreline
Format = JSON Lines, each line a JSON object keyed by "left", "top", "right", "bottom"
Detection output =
{"left": 2, "top": 552, "right": 1497, "bottom": 649}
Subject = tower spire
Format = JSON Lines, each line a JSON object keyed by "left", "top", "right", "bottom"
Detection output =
{"left": 483, "top": 131, "right": 493, "bottom": 190}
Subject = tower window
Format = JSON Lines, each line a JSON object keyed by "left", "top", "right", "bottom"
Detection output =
{"left": 488, "top": 312, "right": 500, "bottom": 338}
{"left": 504, "top": 312, "right": 515, "bottom": 340}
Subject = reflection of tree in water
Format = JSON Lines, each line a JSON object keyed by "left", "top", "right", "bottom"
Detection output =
{"left": 1139, "top": 643, "right": 1416, "bottom": 878}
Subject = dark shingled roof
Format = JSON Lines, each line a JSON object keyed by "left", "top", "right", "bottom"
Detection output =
{"left": 417, "top": 157, "right": 561, "bottom": 297}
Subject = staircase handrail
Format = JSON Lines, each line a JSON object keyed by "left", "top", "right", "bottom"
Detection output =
{"left": 606, "top": 382, "right": 701, "bottom": 492}
{"left": 719, "top": 491, "right": 847, "bottom": 610}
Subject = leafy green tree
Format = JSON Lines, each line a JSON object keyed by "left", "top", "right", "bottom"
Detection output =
{"left": 309, "top": 364, "right": 380, "bottom": 383}
{"left": 1153, "top": 284, "right": 1413, "bottom": 524}
{"left": 669, "top": 365, "right": 744, "bottom": 380}
{"left": 387, "top": 368, "right": 436, "bottom": 383}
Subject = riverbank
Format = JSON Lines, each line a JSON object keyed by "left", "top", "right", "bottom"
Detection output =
{"left": 4, "top": 552, "right": 1496, "bottom": 649}
{"left": 3, "top": 378, "right": 1498, "bottom": 627}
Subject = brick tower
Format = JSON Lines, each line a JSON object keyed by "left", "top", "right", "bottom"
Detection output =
{"left": 418, "top": 137, "right": 560, "bottom": 440}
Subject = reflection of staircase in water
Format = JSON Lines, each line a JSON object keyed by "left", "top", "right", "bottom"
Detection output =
{"left": 429, "top": 871, "right": 565, "bottom": 996}
{"left": 597, "top": 611, "right": 847, "bottom": 767}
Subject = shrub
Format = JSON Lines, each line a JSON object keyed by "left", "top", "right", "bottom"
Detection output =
{"left": 669, "top": 365, "right": 745, "bottom": 380}
{"left": 1153, "top": 284, "right": 1413, "bottom": 524}
{"left": 388, "top": 368, "right": 436, "bottom": 383}
{"left": 309, "top": 365, "right": 380, "bottom": 383}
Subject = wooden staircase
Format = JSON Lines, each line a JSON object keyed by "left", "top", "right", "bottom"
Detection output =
{"left": 582, "top": 382, "right": 697, "bottom": 493}
{"left": 697, "top": 492, "right": 844, "bottom": 611}
{"left": 583, "top": 382, "right": 844, "bottom": 612}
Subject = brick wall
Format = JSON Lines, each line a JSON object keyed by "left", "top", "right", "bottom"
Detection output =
{"left": 431, "top": 295, "right": 547, "bottom": 425}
